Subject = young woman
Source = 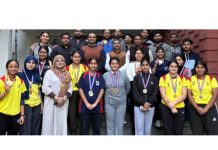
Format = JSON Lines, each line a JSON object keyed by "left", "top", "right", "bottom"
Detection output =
{"left": 132, "top": 58, "right": 158, "bottom": 135}
{"left": 66, "top": 51, "right": 88, "bottom": 135}
{"left": 187, "top": 61, "right": 218, "bottom": 135}
{"left": 17, "top": 55, "right": 41, "bottom": 135}
{"left": 159, "top": 61, "right": 187, "bottom": 135}
{"left": 29, "top": 31, "right": 52, "bottom": 59}
{"left": 42, "top": 55, "right": 72, "bottom": 135}
{"left": 126, "top": 49, "right": 144, "bottom": 135}
{"left": 78, "top": 57, "right": 105, "bottom": 135}
{"left": 0, "top": 60, "right": 26, "bottom": 135}
{"left": 175, "top": 54, "right": 186, "bottom": 77}
{"left": 150, "top": 47, "right": 169, "bottom": 128}
{"left": 103, "top": 57, "right": 130, "bottom": 135}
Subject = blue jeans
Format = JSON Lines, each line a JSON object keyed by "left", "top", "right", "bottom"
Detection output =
{"left": 20, "top": 104, "right": 41, "bottom": 135}
{"left": 134, "top": 106, "right": 155, "bottom": 135}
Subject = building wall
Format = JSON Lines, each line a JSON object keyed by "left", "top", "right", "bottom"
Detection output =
{"left": 166, "top": 30, "right": 218, "bottom": 79}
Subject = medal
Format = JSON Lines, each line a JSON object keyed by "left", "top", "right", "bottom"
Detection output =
{"left": 111, "top": 71, "right": 119, "bottom": 90}
{"left": 88, "top": 90, "right": 94, "bottom": 97}
{"left": 140, "top": 73, "right": 151, "bottom": 94}
{"left": 103, "top": 40, "right": 107, "bottom": 44}
{"left": 197, "top": 76, "right": 206, "bottom": 100}
{"left": 111, "top": 88, "right": 119, "bottom": 95}
{"left": 6, "top": 80, "right": 13, "bottom": 86}
{"left": 88, "top": 71, "right": 96, "bottom": 97}
{"left": 72, "top": 64, "right": 80, "bottom": 88}
{"left": 170, "top": 75, "right": 178, "bottom": 99}
{"left": 143, "top": 89, "right": 147, "bottom": 94}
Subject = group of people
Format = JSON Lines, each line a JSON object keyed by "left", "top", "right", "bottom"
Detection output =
{"left": 0, "top": 29, "right": 218, "bottom": 136}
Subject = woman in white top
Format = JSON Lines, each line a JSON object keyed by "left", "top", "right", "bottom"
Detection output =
{"left": 42, "top": 55, "right": 72, "bottom": 135}
{"left": 126, "top": 49, "right": 144, "bottom": 135}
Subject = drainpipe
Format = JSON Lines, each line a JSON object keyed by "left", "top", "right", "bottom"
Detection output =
{"left": 14, "top": 29, "right": 18, "bottom": 60}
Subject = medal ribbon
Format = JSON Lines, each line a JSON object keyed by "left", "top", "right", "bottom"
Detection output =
{"left": 72, "top": 64, "right": 80, "bottom": 83}
{"left": 140, "top": 73, "right": 151, "bottom": 89}
{"left": 197, "top": 76, "right": 206, "bottom": 95}
{"left": 23, "top": 69, "right": 33, "bottom": 89}
{"left": 89, "top": 71, "right": 96, "bottom": 91}
{"left": 170, "top": 75, "right": 178, "bottom": 95}
{"left": 38, "top": 59, "right": 46, "bottom": 76}
{"left": 111, "top": 72, "right": 119, "bottom": 88}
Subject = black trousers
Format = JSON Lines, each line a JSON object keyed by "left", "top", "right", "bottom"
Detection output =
{"left": 81, "top": 113, "right": 101, "bottom": 135}
{"left": 161, "top": 104, "right": 185, "bottom": 135}
{"left": 127, "top": 81, "right": 135, "bottom": 135}
{"left": 68, "top": 91, "right": 81, "bottom": 135}
{"left": 189, "top": 104, "right": 218, "bottom": 135}
{"left": 19, "top": 104, "right": 41, "bottom": 135}
{"left": 0, "top": 112, "right": 20, "bottom": 135}
{"left": 153, "top": 91, "right": 162, "bottom": 121}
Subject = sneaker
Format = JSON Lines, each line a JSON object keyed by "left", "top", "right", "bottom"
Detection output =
{"left": 155, "top": 120, "right": 162, "bottom": 128}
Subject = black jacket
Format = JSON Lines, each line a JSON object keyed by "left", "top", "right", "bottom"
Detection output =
{"left": 132, "top": 73, "right": 158, "bottom": 107}
{"left": 70, "top": 37, "right": 87, "bottom": 50}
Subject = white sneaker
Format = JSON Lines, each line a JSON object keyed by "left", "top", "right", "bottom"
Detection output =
{"left": 155, "top": 120, "right": 162, "bottom": 128}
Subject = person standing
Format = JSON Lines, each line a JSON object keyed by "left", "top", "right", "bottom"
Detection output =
{"left": 150, "top": 47, "right": 169, "bottom": 128}
{"left": 0, "top": 60, "right": 26, "bottom": 135}
{"left": 140, "top": 30, "right": 153, "bottom": 47}
{"left": 149, "top": 31, "right": 173, "bottom": 62}
{"left": 70, "top": 29, "right": 87, "bottom": 51}
{"left": 132, "top": 58, "right": 158, "bottom": 135}
{"left": 103, "top": 57, "right": 130, "bottom": 135}
{"left": 169, "top": 33, "right": 182, "bottom": 59}
{"left": 80, "top": 33, "right": 106, "bottom": 73}
{"left": 18, "top": 55, "right": 42, "bottom": 135}
{"left": 126, "top": 49, "right": 144, "bottom": 134}
{"left": 111, "top": 29, "right": 126, "bottom": 52}
{"left": 42, "top": 55, "right": 72, "bottom": 135}
{"left": 78, "top": 57, "right": 105, "bottom": 135}
{"left": 105, "top": 39, "right": 129, "bottom": 73}
{"left": 97, "top": 29, "right": 113, "bottom": 54}
{"left": 66, "top": 51, "right": 89, "bottom": 135}
{"left": 29, "top": 31, "right": 52, "bottom": 59}
{"left": 159, "top": 61, "right": 187, "bottom": 135}
{"left": 187, "top": 61, "right": 218, "bottom": 135}
{"left": 50, "top": 32, "right": 76, "bottom": 66}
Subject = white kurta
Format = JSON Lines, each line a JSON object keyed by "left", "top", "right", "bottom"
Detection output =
{"left": 41, "top": 70, "right": 72, "bottom": 135}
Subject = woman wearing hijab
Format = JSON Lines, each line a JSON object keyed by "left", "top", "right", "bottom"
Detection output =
{"left": 17, "top": 55, "right": 41, "bottom": 135}
{"left": 41, "top": 55, "right": 72, "bottom": 135}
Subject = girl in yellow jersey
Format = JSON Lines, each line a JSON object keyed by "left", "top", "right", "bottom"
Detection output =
{"left": 0, "top": 60, "right": 26, "bottom": 135}
{"left": 17, "top": 55, "right": 42, "bottom": 135}
{"left": 187, "top": 61, "right": 218, "bottom": 135}
{"left": 66, "top": 51, "right": 88, "bottom": 135}
{"left": 159, "top": 61, "right": 187, "bottom": 135}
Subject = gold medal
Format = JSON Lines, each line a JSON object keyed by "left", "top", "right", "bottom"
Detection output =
{"left": 29, "top": 89, "right": 32, "bottom": 94}
{"left": 173, "top": 94, "right": 177, "bottom": 98}
{"left": 6, "top": 80, "right": 13, "bottom": 86}
{"left": 199, "top": 95, "right": 203, "bottom": 99}
{"left": 88, "top": 90, "right": 94, "bottom": 97}
{"left": 111, "top": 88, "right": 119, "bottom": 95}
{"left": 143, "top": 89, "right": 147, "bottom": 94}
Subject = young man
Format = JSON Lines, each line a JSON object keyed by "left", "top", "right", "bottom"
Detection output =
{"left": 111, "top": 29, "right": 126, "bottom": 52}
{"left": 140, "top": 30, "right": 153, "bottom": 47}
{"left": 80, "top": 33, "right": 106, "bottom": 73}
{"left": 169, "top": 33, "right": 182, "bottom": 59}
{"left": 182, "top": 38, "right": 201, "bottom": 78}
{"left": 97, "top": 29, "right": 113, "bottom": 54}
{"left": 149, "top": 31, "right": 173, "bottom": 62}
{"left": 70, "top": 29, "right": 87, "bottom": 50}
{"left": 50, "top": 32, "right": 77, "bottom": 66}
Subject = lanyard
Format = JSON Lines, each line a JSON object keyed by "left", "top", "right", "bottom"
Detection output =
{"left": 23, "top": 69, "right": 33, "bottom": 89}
{"left": 72, "top": 64, "right": 80, "bottom": 83}
{"left": 197, "top": 76, "right": 206, "bottom": 95}
{"left": 111, "top": 71, "right": 119, "bottom": 88}
{"left": 140, "top": 73, "right": 151, "bottom": 89}
{"left": 89, "top": 71, "right": 96, "bottom": 90}
{"left": 38, "top": 59, "right": 46, "bottom": 76}
{"left": 170, "top": 75, "right": 178, "bottom": 95}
